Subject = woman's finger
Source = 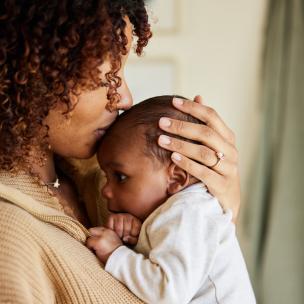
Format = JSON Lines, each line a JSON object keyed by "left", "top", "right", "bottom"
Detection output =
{"left": 172, "top": 150, "right": 237, "bottom": 181}
{"left": 159, "top": 137, "right": 216, "bottom": 167}
{"left": 193, "top": 95, "right": 204, "bottom": 105}
{"left": 158, "top": 120, "right": 236, "bottom": 161}
{"left": 170, "top": 152, "right": 228, "bottom": 197}
{"left": 158, "top": 134, "right": 237, "bottom": 166}
{"left": 170, "top": 97, "right": 235, "bottom": 145}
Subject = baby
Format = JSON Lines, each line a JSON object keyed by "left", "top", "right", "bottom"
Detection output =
{"left": 87, "top": 95, "right": 256, "bottom": 304}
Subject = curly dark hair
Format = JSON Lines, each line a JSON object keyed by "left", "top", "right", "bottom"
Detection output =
{"left": 100, "top": 95, "right": 204, "bottom": 166}
{"left": 0, "top": 0, "right": 152, "bottom": 171}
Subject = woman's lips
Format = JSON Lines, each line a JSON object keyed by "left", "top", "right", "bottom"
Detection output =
{"left": 94, "top": 128, "right": 106, "bottom": 140}
{"left": 94, "top": 121, "right": 113, "bottom": 140}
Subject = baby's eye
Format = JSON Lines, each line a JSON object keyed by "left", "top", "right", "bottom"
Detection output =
{"left": 115, "top": 172, "right": 128, "bottom": 183}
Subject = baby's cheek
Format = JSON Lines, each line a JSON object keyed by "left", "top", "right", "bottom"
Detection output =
{"left": 124, "top": 198, "right": 147, "bottom": 221}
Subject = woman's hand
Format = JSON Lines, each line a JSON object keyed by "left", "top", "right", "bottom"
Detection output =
{"left": 158, "top": 96, "right": 240, "bottom": 222}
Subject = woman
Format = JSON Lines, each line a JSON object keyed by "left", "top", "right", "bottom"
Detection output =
{"left": 0, "top": 1, "right": 240, "bottom": 303}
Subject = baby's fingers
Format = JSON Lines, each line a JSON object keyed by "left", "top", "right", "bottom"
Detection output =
{"left": 89, "top": 226, "right": 106, "bottom": 236}
{"left": 86, "top": 235, "right": 101, "bottom": 250}
{"left": 123, "top": 235, "right": 138, "bottom": 246}
{"left": 130, "top": 218, "right": 142, "bottom": 237}
{"left": 122, "top": 216, "right": 133, "bottom": 238}
{"left": 106, "top": 215, "right": 115, "bottom": 230}
{"left": 113, "top": 217, "right": 124, "bottom": 238}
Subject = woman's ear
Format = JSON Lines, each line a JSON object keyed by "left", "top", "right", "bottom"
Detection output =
{"left": 167, "top": 163, "right": 190, "bottom": 195}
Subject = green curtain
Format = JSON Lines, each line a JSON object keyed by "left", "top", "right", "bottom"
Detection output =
{"left": 243, "top": 0, "right": 304, "bottom": 303}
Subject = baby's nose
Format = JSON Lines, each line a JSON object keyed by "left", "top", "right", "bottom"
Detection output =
{"left": 101, "top": 184, "right": 113, "bottom": 200}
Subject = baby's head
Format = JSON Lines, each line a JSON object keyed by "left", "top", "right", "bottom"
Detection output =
{"left": 97, "top": 95, "right": 203, "bottom": 221}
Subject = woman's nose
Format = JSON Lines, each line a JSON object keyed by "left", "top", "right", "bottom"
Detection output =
{"left": 116, "top": 80, "right": 133, "bottom": 110}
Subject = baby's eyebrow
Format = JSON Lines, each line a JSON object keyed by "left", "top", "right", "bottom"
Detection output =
{"left": 107, "top": 161, "right": 125, "bottom": 169}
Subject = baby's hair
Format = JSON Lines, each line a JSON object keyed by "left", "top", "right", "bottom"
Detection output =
{"left": 102, "top": 95, "right": 204, "bottom": 165}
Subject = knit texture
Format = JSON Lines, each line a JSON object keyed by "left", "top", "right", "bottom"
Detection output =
{"left": 0, "top": 172, "right": 142, "bottom": 303}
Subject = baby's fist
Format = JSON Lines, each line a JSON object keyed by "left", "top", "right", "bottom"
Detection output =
{"left": 87, "top": 227, "right": 122, "bottom": 264}
{"left": 106, "top": 213, "right": 142, "bottom": 245}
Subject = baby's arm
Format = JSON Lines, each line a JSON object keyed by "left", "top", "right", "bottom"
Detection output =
{"left": 86, "top": 213, "right": 142, "bottom": 263}
{"left": 102, "top": 202, "right": 220, "bottom": 304}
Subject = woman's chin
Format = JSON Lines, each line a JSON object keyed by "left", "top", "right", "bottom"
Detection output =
{"left": 65, "top": 142, "right": 98, "bottom": 160}
{"left": 78, "top": 146, "right": 98, "bottom": 159}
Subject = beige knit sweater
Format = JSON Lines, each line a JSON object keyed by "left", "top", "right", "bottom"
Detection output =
{"left": 0, "top": 170, "right": 142, "bottom": 304}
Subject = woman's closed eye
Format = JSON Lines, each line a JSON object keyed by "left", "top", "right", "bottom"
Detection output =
{"left": 100, "top": 81, "right": 110, "bottom": 88}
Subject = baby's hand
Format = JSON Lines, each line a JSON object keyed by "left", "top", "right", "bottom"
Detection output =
{"left": 106, "top": 213, "right": 142, "bottom": 245}
{"left": 87, "top": 227, "right": 122, "bottom": 264}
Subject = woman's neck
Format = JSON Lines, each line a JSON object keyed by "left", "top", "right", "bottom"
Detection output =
{"left": 30, "top": 149, "right": 58, "bottom": 184}
{"left": 24, "top": 149, "right": 90, "bottom": 227}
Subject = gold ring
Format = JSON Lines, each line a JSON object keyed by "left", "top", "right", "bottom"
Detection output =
{"left": 211, "top": 151, "right": 225, "bottom": 168}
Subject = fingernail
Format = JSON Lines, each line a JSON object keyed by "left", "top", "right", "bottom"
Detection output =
{"left": 159, "top": 135, "right": 171, "bottom": 145}
{"left": 173, "top": 98, "right": 184, "bottom": 106}
{"left": 172, "top": 152, "right": 182, "bottom": 161}
{"left": 159, "top": 117, "right": 171, "bottom": 127}
{"left": 123, "top": 237, "right": 129, "bottom": 242}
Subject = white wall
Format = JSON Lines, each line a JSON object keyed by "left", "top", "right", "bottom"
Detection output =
{"left": 126, "top": 0, "right": 268, "bottom": 205}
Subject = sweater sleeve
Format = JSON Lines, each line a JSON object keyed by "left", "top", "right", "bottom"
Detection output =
{"left": 0, "top": 203, "right": 55, "bottom": 304}
{"left": 105, "top": 200, "right": 220, "bottom": 304}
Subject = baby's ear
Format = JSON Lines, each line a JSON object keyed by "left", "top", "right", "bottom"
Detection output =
{"left": 167, "top": 163, "right": 190, "bottom": 195}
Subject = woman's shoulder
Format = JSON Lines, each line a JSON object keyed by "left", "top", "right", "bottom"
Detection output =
{"left": 1, "top": 197, "right": 37, "bottom": 225}
{"left": 0, "top": 201, "right": 56, "bottom": 303}
{"left": 0, "top": 198, "right": 143, "bottom": 304}
{"left": 0, "top": 198, "right": 45, "bottom": 249}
